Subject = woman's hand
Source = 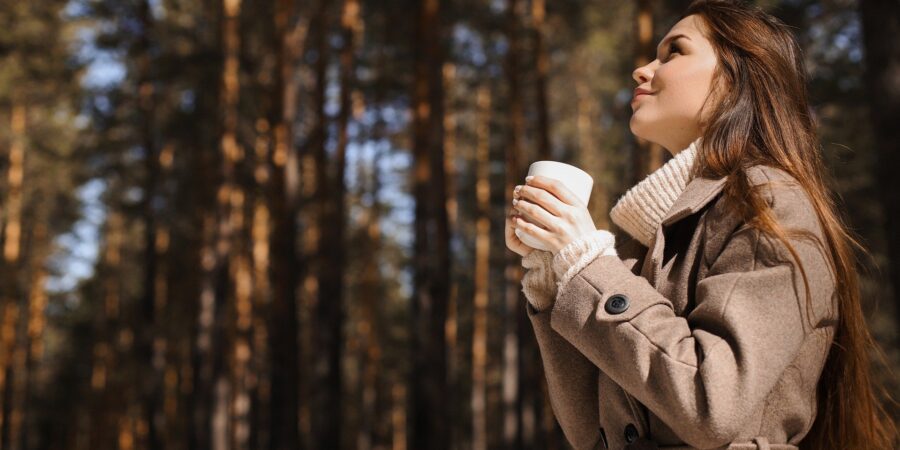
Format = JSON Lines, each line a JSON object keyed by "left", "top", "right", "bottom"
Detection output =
{"left": 505, "top": 207, "right": 534, "bottom": 258}
{"left": 511, "top": 175, "right": 597, "bottom": 254}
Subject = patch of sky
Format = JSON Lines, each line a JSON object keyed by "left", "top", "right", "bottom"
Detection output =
{"left": 46, "top": 178, "right": 107, "bottom": 294}
{"left": 180, "top": 89, "right": 196, "bottom": 112}
{"left": 150, "top": 0, "right": 165, "bottom": 20}
{"left": 92, "top": 95, "right": 113, "bottom": 115}
{"left": 63, "top": 0, "right": 90, "bottom": 18}
{"left": 453, "top": 24, "right": 487, "bottom": 67}
{"left": 124, "top": 186, "right": 144, "bottom": 205}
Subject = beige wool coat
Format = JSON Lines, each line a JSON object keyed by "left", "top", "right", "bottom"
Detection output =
{"left": 522, "top": 165, "right": 838, "bottom": 450}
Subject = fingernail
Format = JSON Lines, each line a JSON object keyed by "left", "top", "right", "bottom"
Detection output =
{"left": 514, "top": 185, "right": 522, "bottom": 193}
{"left": 512, "top": 199, "right": 518, "bottom": 206}
{"left": 525, "top": 176, "right": 534, "bottom": 183}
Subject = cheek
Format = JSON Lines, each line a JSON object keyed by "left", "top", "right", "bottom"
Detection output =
{"left": 655, "top": 63, "right": 715, "bottom": 119}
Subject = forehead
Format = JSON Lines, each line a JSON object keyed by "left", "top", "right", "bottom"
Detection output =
{"left": 664, "top": 15, "right": 705, "bottom": 40}
{"left": 658, "top": 14, "right": 711, "bottom": 55}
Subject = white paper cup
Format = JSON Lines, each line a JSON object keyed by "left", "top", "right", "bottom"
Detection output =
{"left": 515, "top": 161, "right": 593, "bottom": 252}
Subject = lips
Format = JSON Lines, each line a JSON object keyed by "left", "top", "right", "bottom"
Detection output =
{"left": 632, "top": 88, "right": 653, "bottom": 103}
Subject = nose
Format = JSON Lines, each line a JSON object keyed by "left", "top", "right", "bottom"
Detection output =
{"left": 632, "top": 60, "right": 656, "bottom": 85}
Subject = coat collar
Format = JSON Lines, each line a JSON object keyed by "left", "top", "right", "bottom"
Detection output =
{"left": 641, "top": 177, "right": 728, "bottom": 288}
{"left": 641, "top": 174, "right": 728, "bottom": 288}
{"left": 660, "top": 175, "right": 728, "bottom": 228}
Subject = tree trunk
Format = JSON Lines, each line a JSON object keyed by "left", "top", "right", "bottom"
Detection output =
{"left": 532, "top": 0, "right": 551, "bottom": 161}
{"left": 355, "top": 141, "right": 385, "bottom": 450}
{"left": 300, "top": 0, "right": 330, "bottom": 446}
{"left": 859, "top": 0, "right": 900, "bottom": 330}
{"left": 90, "top": 211, "right": 124, "bottom": 450}
{"left": 136, "top": 1, "right": 164, "bottom": 447}
{"left": 633, "top": 0, "right": 665, "bottom": 184}
{"left": 504, "top": 0, "right": 524, "bottom": 447}
{"left": 410, "top": 0, "right": 450, "bottom": 448}
{"left": 470, "top": 85, "right": 492, "bottom": 450}
{"left": 188, "top": 2, "right": 224, "bottom": 449}
{"left": 442, "top": 61, "right": 461, "bottom": 450}
{"left": 310, "top": 0, "right": 343, "bottom": 445}
{"left": 0, "top": 104, "right": 26, "bottom": 449}
{"left": 268, "top": 0, "right": 303, "bottom": 449}
{"left": 212, "top": 0, "right": 243, "bottom": 447}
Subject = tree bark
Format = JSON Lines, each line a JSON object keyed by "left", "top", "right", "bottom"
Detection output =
{"left": 633, "top": 0, "right": 665, "bottom": 184}
{"left": 860, "top": 0, "right": 900, "bottom": 330}
{"left": 135, "top": 1, "right": 164, "bottom": 447}
{"left": 532, "top": 0, "right": 551, "bottom": 161}
{"left": 504, "top": 0, "right": 524, "bottom": 446}
{"left": 309, "top": 0, "right": 341, "bottom": 447}
{"left": 470, "top": 85, "right": 491, "bottom": 450}
{"left": 211, "top": 0, "right": 243, "bottom": 447}
{"left": 410, "top": 0, "right": 450, "bottom": 448}
{"left": 0, "top": 104, "right": 26, "bottom": 449}
{"left": 267, "top": 0, "right": 304, "bottom": 449}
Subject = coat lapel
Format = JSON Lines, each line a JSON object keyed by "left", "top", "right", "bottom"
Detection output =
{"left": 641, "top": 175, "right": 729, "bottom": 287}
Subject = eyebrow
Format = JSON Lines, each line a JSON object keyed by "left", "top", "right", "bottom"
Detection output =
{"left": 656, "top": 34, "right": 691, "bottom": 59}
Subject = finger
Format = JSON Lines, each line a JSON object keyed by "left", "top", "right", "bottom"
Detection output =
{"left": 525, "top": 175, "right": 584, "bottom": 208}
{"left": 516, "top": 184, "right": 566, "bottom": 217}
{"left": 513, "top": 215, "right": 553, "bottom": 243}
{"left": 513, "top": 198, "right": 557, "bottom": 231}
{"left": 506, "top": 210, "right": 525, "bottom": 232}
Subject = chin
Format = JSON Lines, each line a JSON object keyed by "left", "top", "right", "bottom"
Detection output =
{"left": 629, "top": 116, "right": 655, "bottom": 143}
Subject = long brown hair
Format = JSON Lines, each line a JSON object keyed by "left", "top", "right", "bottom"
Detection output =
{"left": 678, "top": 1, "right": 898, "bottom": 448}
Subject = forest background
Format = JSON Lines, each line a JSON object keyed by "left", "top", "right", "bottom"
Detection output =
{"left": 0, "top": 0, "right": 898, "bottom": 449}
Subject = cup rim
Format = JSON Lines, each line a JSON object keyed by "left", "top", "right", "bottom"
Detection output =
{"left": 527, "top": 160, "right": 592, "bottom": 180}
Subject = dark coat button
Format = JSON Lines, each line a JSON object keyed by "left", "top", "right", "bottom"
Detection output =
{"left": 624, "top": 423, "right": 639, "bottom": 443}
{"left": 604, "top": 294, "right": 630, "bottom": 315}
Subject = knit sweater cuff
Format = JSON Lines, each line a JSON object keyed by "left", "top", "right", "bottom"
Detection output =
{"left": 520, "top": 250, "right": 557, "bottom": 312}
{"left": 552, "top": 229, "right": 617, "bottom": 293}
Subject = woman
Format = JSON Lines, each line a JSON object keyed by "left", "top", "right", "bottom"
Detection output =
{"left": 505, "top": 1, "right": 897, "bottom": 449}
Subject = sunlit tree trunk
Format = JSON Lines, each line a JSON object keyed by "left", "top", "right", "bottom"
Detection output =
{"left": 504, "top": 0, "right": 524, "bottom": 446}
{"left": 188, "top": 2, "right": 224, "bottom": 449}
{"left": 532, "top": 0, "right": 551, "bottom": 161}
{"left": 470, "top": 85, "right": 492, "bottom": 450}
{"left": 356, "top": 132, "right": 386, "bottom": 450}
{"left": 576, "top": 78, "right": 610, "bottom": 230}
{"left": 89, "top": 211, "right": 124, "bottom": 450}
{"left": 153, "top": 145, "right": 174, "bottom": 447}
{"left": 19, "top": 225, "right": 49, "bottom": 450}
{"left": 0, "top": 104, "right": 26, "bottom": 449}
{"left": 633, "top": 0, "right": 665, "bottom": 184}
{"left": 211, "top": 0, "right": 243, "bottom": 447}
{"left": 442, "top": 61, "right": 461, "bottom": 449}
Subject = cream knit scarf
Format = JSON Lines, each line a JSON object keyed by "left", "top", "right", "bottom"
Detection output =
{"left": 609, "top": 137, "right": 701, "bottom": 247}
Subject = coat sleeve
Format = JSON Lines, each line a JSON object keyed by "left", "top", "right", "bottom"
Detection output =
{"left": 547, "top": 184, "right": 835, "bottom": 449}
{"left": 521, "top": 231, "right": 639, "bottom": 450}
{"left": 521, "top": 244, "right": 602, "bottom": 450}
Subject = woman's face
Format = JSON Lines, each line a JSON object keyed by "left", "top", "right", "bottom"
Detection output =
{"left": 630, "top": 14, "right": 719, "bottom": 155}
